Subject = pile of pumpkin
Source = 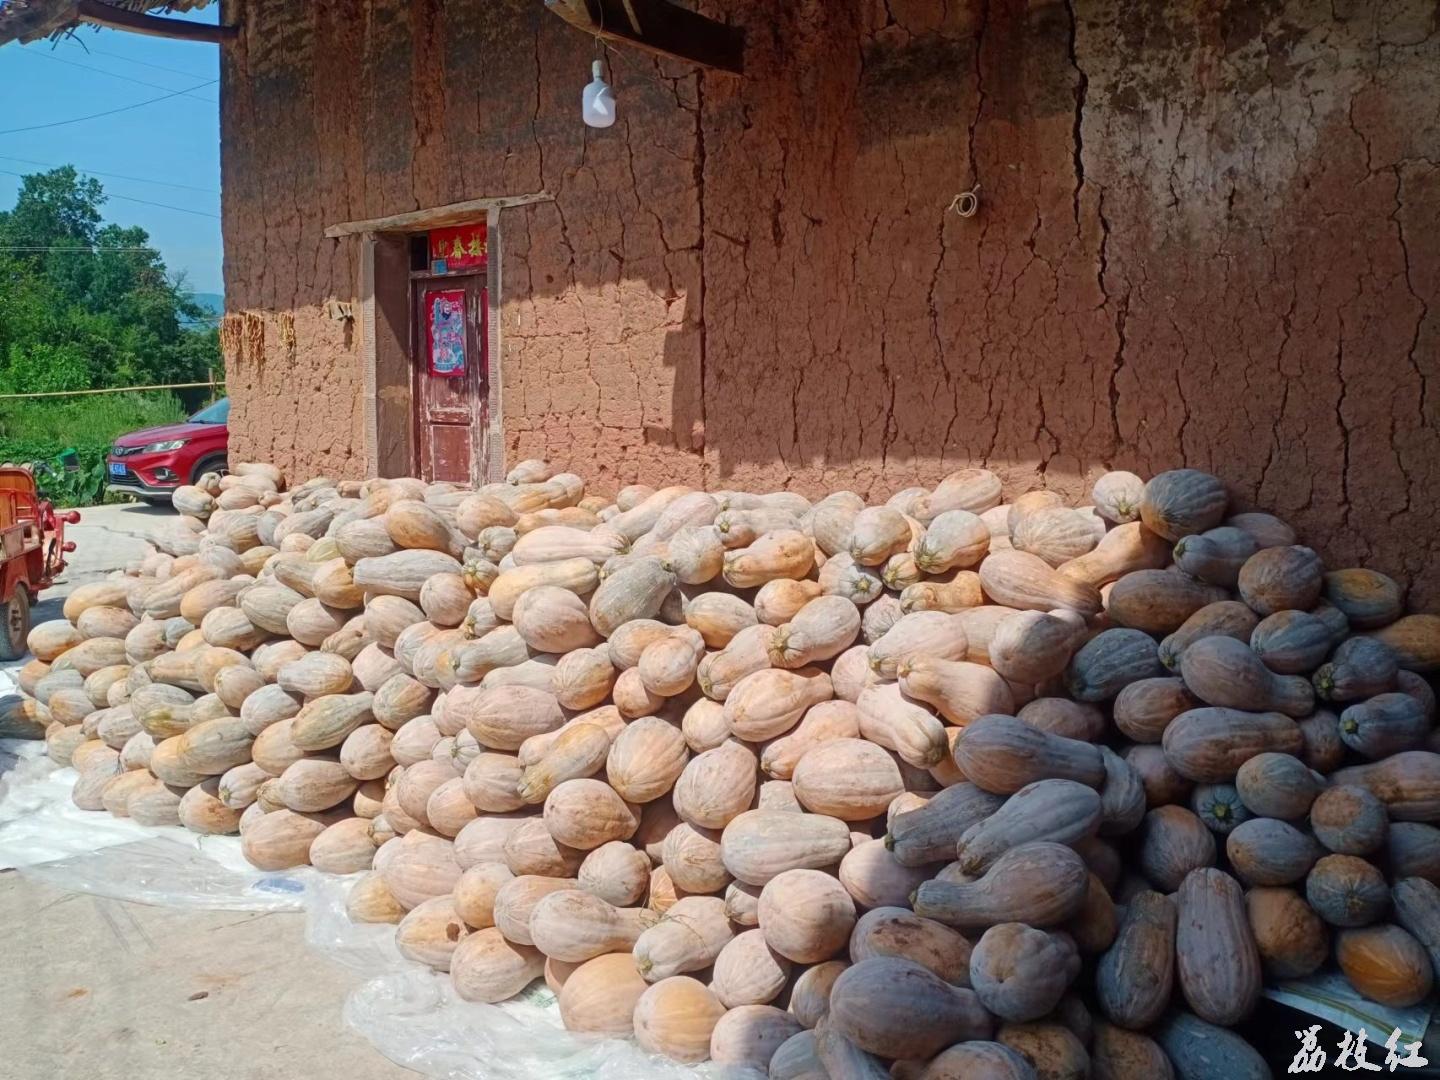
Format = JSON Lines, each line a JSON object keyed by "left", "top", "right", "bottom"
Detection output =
{"left": 14, "top": 459, "right": 1440, "bottom": 1080}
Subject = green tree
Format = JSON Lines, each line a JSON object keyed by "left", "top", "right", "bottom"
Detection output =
{"left": 0, "top": 165, "right": 103, "bottom": 256}
{"left": 0, "top": 167, "right": 217, "bottom": 505}
{"left": 0, "top": 166, "right": 217, "bottom": 393}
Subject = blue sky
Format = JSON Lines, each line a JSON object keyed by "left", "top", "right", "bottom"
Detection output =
{"left": 0, "top": 5, "right": 223, "bottom": 294}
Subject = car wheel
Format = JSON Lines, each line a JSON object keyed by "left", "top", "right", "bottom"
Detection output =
{"left": 191, "top": 455, "right": 229, "bottom": 483}
{"left": 139, "top": 496, "right": 172, "bottom": 507}
{"left": 0, "top": 583, "right": 31, "bottom": 661}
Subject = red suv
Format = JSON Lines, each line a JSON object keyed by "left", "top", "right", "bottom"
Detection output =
{"left": 106, "top": 398, "right": 230, "bottom": 504}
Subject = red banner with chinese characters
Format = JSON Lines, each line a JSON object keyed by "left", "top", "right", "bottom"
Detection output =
{"left": 429, "top": 222, "right": 488, "bottom": 272}
{"left": 425, "top": 289, "right": 467, "bottom": 378}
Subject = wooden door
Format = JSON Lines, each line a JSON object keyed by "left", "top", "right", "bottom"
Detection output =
{"left": 413, "top": 274, "right": 487, "bottom": 485}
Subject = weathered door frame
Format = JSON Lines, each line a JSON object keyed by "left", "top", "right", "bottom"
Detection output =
{"left": 338, "top": 192, "right": 551, "bottom": 482}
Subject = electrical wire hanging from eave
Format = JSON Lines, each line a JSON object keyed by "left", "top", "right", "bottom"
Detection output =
{"left": 0, "top": 154, "right": 218, "bottom": 195}
{"left": 0, "top": 170, "right": 219, "bottom": 218}
{"left": 62, "top": 38, "right": 213, "bottom": 82}
{"left": 0, "top": 169, "right": 218, "bottom": 217}
{"left": 14, "top": 48, "right": 218, "bottom": 102}
{"left": 0, "top": 79, "right": 219, "bottom": 136}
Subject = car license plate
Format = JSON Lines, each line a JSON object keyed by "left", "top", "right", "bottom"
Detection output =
{"left": 109, "top": 462, "right": 126, "bottom": 477}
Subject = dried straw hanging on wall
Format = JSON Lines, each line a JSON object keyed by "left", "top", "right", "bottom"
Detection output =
{"left": 219, "top": 313, "right": 244, "bottom": 366}
{"left": 277, "top": 311, "right": 297, "bottom": 355}
{"left": 243, "top": 312, "right": 266, "bottom": 365}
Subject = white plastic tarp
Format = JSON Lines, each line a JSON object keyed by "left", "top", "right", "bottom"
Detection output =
{"left": 0, "top": 740, "right": 713, "bottom": 1079}
{"left": 2, "top": 737, "right": 1430, "bottom": 1074}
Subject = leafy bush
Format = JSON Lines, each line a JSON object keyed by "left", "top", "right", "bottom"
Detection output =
{"left": 0, "top": 165, "right": 220, "bottom": 507}
{"left": 0, "top": 392, "right": 188, "bottom": 507}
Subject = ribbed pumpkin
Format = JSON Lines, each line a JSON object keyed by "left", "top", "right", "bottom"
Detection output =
{"left": 276, "top": 651, "right": 354, "bottom": 698}
{"left": 64, "top": 580, "right": 135, "bottom": 623}
{"left": 913, "top": 469, "right": 1004, "bottom": 521}
{"left": 246, "top": 715, "right": 305, "bottom": 776}
{"left": 449, "top": 684, "right": 564, "bottom": 750}
{"left": 1161, "top": 707, "right": 1303, "bottom": 783}
{"left": 1057, "top": 521, "right": 1169, "bottom": 588}
{"left": 723, "top": 667, "right": 832, "bottom": 742}
{"left": 543, "top": 778, "right": 640, "bottom": 849}
{"left": 289, "top": 692, "right": 375, "bottom": 751}
{"left": 636, "top": 628, "right": 706, "bottom": 697}
{"left": 826, "top": 956, "right": 991, "bottom": 1060}
{"left": 758, "top": 869, "right": 856, "bottom": 963}
{"left": 979, "top": 550, "right": 1102, "bottom": 617}
{"left": 1237, "top": 545, "right": 1325, "bottom": 616}
{"left": 174, "top": 717, "right": 253, "bottom": 775}
{"left": 28, "top": 619, "right": 85, "bottom": 662}
{"left": 353, "top": 550, "right": 464, "bottom": 602}
{"left": 1246, "top": 886, "right": 1328, "bottom": 979}
{"left": 632, "top": 976, "right": 727, "bottom": 1064}
{"left": 1174, "top": 867, "right": 1261, "bottom": 1025}
{"left": 791, "top": 738, "right": 903, "bottom": 821}
{"left": 1336, "top": 924, "right": 1434, "bottom": 1007}
{"left": 1012, "top": 507, "right": 1100, "bottom": 567}
{"left": 556, "top": 952, "right": 649, "bottom": 1036}
{"left": 1107, "top": 570, "right": 1228, "bottom": 636}
{"left": 1139, "top": 469, "right": 1228, "bottom": 541}
{"left": 76, "top": 605, "right": 141, "bottom": 642}
{"left": 605, "top": 715, "right": 689, "bottom": 803}
{"left": 672, "top": 739, "right": 758, "bottom": 829}
{"left": 1365, "top": 614, "right": 1440, "bottom": 673}
{"left": 987, "top": 611, "right": 1076, "bottom": 684}
{"left": 241, "top": 808, "right": 327, "bottom": 870}
{"left": 720, "top": 808, "right": 853, "bottom": 885}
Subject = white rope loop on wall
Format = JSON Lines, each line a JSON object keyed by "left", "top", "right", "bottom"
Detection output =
{"left": 948, "top": 185, "right": 981, "bottom": 218}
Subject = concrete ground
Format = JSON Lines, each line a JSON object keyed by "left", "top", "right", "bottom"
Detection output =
{"left": 0, "top": 876, "right": 413, "bottom": 1080}
{"left": 24, "top": 501, "right": 171, "bottom": 627}
{"left": 0, "top": 502, "right": 416, "bottom": 1080}
{"left": 1, "top": 503, "right": 174, "bottom": 698}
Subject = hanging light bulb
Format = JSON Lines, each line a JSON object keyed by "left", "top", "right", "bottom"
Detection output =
{"left": 582, "top": 59, "right": 616, "bottom": 128}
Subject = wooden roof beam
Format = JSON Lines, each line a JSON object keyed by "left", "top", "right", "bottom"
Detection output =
{"left": 75, "top": 0, "right": 238, "bottom": 43}
{"left": 546, "top": 0, "right": 743, "bottom": 75}
{"left": 324, "top": 192, "right": 554, "bottom": 239}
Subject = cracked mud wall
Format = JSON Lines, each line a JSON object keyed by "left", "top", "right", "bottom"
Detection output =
{"left": 220, "top": 0, "right": 1440, "bottom": 603}
{"left": 220, "top": 0, "right": 705, "bottom": 489}
{"left": 697, "top": 0, "right": 1440, "bottom": 603}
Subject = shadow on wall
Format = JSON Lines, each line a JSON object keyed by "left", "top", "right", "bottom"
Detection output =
{"left": 495, "top": 0, "right": 1207, "bottom": 497}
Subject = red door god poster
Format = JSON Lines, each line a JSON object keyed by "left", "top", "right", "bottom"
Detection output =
{"left": 426, "top": 289, "right": 467, "bottom": 378}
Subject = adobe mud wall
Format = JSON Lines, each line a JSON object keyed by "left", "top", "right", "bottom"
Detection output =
{"left": 219, "top": 0, "right": 1440, "bottom": 604}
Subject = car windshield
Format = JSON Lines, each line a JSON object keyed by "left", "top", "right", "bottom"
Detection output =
{"left": 189, "top": 398, "right": 230, "bottom": 424}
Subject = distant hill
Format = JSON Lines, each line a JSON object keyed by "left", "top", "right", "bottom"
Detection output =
{"left": 182, "top": 292, "right": 224, "bottom": 329}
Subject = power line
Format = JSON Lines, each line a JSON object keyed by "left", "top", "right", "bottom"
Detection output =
{"left": 63, "top": 39, "right": 213, "bottom": 82}
{"left": 0, "top": 154, "right": 218, "bottom": 195}
{"left": 15, "top": 47, "right": 218, "bottom": 102}
{"left": 0, "top": 80, "right": 218, "bottom": 136}
{"left": 0, "top": 169, "right": 219, "bottom": 218}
